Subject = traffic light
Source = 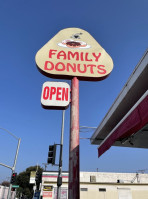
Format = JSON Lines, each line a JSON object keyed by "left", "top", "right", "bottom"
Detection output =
{"left": 35, "top": 171, "right": 42, "bottom": 190}
{"left": 10, "top": 173, "right": 17, "bottom": 184}
{"left": 47, "top": 144, "right": 56, "bottom": 165}
{"left": 35, "top": 171, "right": 42, "bottom": 183}
{"left": 35, "top": 171, "right": 39, "bottom": 182}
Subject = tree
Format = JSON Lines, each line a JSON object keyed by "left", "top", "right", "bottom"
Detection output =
{"left": 1, "top": 181, "right": 10, "bottom": 187}
{"left": 16, "top": 165, "right": 43, "bottom": 198}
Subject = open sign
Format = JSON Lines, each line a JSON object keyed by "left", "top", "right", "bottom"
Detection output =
{"left": 41, "top": 82, "right": 70, "bottom": 110}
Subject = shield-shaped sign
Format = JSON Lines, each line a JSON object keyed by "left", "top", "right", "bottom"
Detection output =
{"left": 35, "top": 28, "right": 113, "bottom": 81}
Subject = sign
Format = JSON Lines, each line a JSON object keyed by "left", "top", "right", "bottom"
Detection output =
{"left": 41, "top": 81, "right": 70, "bottom": 109}
{"left": 35, "top": 28, "right": 113, "bottom": 81}
{"left": 54, "top": 188, "right": 67, "bottom": 199}
{"left": 43, "top": 191, "right": 52, "bottom": 198}
{"left": 34, "top": 191, "right": 40, "bottom": 199}
{"left": 12, "top": 185, "right": 19, "bottom": 188}
{"left": 43, "top": 186, "right": 53, "bottom": 191}
{"left": 30, "top": 171, "right": 36, "bottom": 184}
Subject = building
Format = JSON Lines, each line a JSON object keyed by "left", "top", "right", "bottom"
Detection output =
{"left": 41, "top": 171, "right": 148, "bottom": 199}
{"left": 91, "top": 49, "right": 148, "bottom": 157}
{"left": 0, "top": 185, "right": 15, "bottom": 199}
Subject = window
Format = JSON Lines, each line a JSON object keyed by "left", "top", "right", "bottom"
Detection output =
{"left": 80, "top": 188, "right": 88, "bottom": 191}
{"left": 90, "top": 175, "right": 96, "bottom": 182}
{"left": 99, "top": 188, "right": 106, "bottom": 192}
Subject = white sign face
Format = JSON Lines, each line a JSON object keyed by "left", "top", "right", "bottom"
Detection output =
{"left": 29, "top": 171, "right": 36, "bottom": 184}
{"left": 41, "top": 81, "right": 70, "bottom": 109}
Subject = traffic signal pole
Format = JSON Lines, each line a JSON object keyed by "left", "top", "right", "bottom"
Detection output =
{"left": 68, "top": 77, "right": 80, "bottom": 199}
{"left": 7, "top": 138, "right": 21, "bottom": 199}
{"left": 0, "top": 128, "right": 21, "bottom": 199}
{"left": 57, "top": 110, "right": 65, "bottom": 199}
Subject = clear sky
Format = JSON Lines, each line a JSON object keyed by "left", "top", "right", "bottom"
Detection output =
{"left": 0, "top": 0, "right": 148, "bottom": 182}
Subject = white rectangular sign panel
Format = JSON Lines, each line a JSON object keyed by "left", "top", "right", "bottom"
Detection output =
{"left": 41, "top": 81, "right": 70, "bottom": 110}
{"left": 29, "top": 171, "right": 36, "bottom": 184}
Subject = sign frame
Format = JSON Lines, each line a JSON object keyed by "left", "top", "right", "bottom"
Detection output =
{"left": 41, "top": 81, "right": 70, "bottom": 110}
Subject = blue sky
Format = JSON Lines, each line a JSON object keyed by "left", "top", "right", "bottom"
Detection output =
{"left": 0, "top": 0, "right": 148, "bottom": 182}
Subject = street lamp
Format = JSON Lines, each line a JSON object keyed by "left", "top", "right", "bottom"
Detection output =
{"left": 0, "top": 127, "right": 21, "bottom": 199}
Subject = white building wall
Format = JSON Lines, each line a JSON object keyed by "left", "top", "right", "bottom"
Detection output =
{"left": 80, "top": 171, "right": 148, "bottom": 183}
{"left": 41, "top": 171, "right": 148, "bottom": 199}
{"left": 0, "top": 186, "right": 16, "bottom": 199}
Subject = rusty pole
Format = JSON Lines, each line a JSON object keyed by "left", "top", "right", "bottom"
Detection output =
{"left": 68, "top": 77, "right": 80, "bottom": 199}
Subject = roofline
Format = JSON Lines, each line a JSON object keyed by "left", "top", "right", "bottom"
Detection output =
{"left": 91, "top": 49, "right": 148, "bottom": 143}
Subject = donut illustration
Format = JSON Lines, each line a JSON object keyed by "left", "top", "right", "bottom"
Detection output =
{"left": 61, "top": 39, "right": 87, "bottom": 48}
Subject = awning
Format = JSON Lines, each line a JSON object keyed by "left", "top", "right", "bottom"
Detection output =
{"left": 91, "top": 50, "right": 148, "bottom": 146}
{"left": 98, "top": 91, "right": 148, "bottom": 157}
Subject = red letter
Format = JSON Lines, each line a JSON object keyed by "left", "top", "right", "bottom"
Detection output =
{"left": 55, "top": 62, "right": 65, "bottom": 71}
{"left": 67, "top": 63, "right": 76, "bottom": 72}
{"left": 85, "top": 53, "right": 92, "bottom": 61}
{"left": 57, "top": 51, "right": 66, "bottom": 60}
{"left": 44, "top": 61, "right": 54, "bottom": 70}
{"left": 50, "top": 87, "right": 56, "bottom": 100}
{"left": 43, "top": 86, "right": 49, "bottom": 100}
{"left": 62, "top": 88, "right": 68, "bottom": 101}
{"left": 97, "top": 65, "right": 106, "bottom": 74}
{"left": 56, "top": 87, "right": 62, "bottom": 100}
{"left": 77, "top": 64, "right": 87, "bottom": 73}
{"left": 87, "top": 64, "right": 96, "bottom": 74}
{"left": 80, "top": 52, "right": 84, "bottom": 61}
{"left": 49, "top": 49, "right": 57, "bottom": 58}
{"left": 68, "top": 51, "right": 79, "bottom": 61}
{"left": 92, "top": 52, "right": 101, "bottom": 62}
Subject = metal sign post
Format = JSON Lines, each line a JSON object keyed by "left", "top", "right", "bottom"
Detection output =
{"left": 57, "top": 110, "right": 65, "bottom": 199}
{"left": 68, "top": 77, "right": 80, "bottom": 199}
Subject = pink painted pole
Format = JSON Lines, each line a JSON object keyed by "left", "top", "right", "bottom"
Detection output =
{"left": 68, "top": 77, "right": 80, "bottom": 199}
